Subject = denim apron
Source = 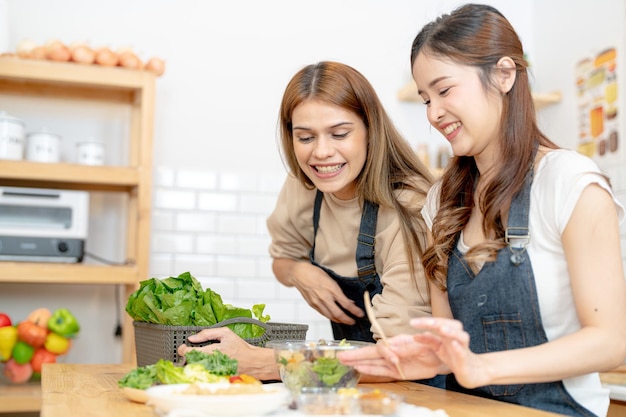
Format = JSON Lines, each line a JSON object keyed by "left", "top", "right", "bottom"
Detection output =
{"left": 445, "top": 173, "right": 595, "bottom": 416}
{"left": 310, "top": 191, "right": 446, "bottom": 389}
{"left": 309, "top": 190, "right": 382, "bottom": 343}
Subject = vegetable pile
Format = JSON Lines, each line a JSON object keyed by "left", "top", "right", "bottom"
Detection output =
{"left": 118, "top": 350, "right": 255, "bottom": 389}
{"left": 126, "top": 271, "right": 270, "bottom": 339}
{"left": 0, "top": 308, "right": 80, "bottom": 384}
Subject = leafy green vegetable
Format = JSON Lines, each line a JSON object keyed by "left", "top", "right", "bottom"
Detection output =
{"left": 117, "top": 350, "right": 239, "bottom": 389}
{"left": 312, "top": 357, "right": 351, "bottom": 386}
{"left": 117, "top": 364, "right": 157, "bottom": 389}
{"left": 182, "top": 363, "right": 225, "bottom": 383}
{"left": 155, "top": 359, "right": 191, "bottom": 384}
{"left": 125, "top": 271, "right": 270, "bottom": 339}
{"left": 185, "top": 349, "right": 238, "bottom": 376}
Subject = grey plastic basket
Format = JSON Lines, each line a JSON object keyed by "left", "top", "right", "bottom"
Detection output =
{"left": 133, "top": 317, "right": 308, "bottom": 366}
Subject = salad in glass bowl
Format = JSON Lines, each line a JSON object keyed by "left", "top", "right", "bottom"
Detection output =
{"left": 267, "top": 339, "right": 371, "bottom": 395}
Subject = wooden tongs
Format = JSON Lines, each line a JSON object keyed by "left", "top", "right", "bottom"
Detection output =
{"left": 363, "top": 291, "right": 407, "bottom": 380}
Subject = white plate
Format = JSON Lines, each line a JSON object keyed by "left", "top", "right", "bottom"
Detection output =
{"left": 603, "top": 383, "right": 626, "bottom": 402}
{"left": 145, "top": 382, "right": 290, "bottom": 417}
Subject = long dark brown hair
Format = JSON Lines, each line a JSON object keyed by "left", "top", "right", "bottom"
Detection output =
{"left": 278, "top": 61, "right": 434, "bottom": 277}
{"left": 413, "top": 4, "right": 558, "bottom": 290}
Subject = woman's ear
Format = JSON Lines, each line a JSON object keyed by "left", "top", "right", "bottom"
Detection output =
{"left": 495, "top": 56, "right": 516, "bottom": 93}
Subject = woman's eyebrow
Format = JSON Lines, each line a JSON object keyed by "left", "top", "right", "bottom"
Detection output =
{"left": 417, "top": 76, "right": 451, "bottom": 95}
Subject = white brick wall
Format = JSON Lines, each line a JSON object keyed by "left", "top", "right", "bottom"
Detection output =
{"left": 150, "top": 166, "right": 334, "bottom": 342}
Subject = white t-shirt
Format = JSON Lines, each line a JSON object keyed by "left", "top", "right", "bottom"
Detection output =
{"left": 422, "top": 149, "right": 625, "bottom": 416}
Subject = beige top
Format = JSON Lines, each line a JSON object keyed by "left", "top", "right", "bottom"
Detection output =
{"left": 267, "top": 174, "right": 431, "bottom": 339}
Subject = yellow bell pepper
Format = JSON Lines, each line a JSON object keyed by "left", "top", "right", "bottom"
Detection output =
{"left": 0, "top": 326, "right": 18, "bottom": 362}
{"left": 44, "top": 332, "right": 70, "bottom": 355}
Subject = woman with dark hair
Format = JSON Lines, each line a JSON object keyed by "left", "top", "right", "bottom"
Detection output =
{"left": 180, "top": 61, "right": 444, "bottom": 387}
{"left": 339, "top": 4, "right": 626, "bottom": 415}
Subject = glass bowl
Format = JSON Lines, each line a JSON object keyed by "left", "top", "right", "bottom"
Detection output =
{"left": 296, "top": 387, "right": 404, "bottom": 415}
{"left": 266, "top": 339, "right": 371, "bottom": 395}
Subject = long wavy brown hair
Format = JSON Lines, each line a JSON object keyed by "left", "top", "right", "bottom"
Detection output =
{"left": 278, "top": 61, "right": 434, "bottom": 278}
{"left": 413, "top": 4, "right": 558, "bottom": 290}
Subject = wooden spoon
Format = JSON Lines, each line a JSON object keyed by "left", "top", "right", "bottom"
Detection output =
{"left": 363, "top": 291, "right": 407, "bottom": 380}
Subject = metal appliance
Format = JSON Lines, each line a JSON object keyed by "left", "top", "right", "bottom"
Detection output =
{"left": 0, "top": 186, "right": 89, "bottom": 262}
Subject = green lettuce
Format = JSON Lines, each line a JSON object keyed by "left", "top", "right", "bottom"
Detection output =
{"left": 117, "top": 364, "right": 157, "bottom": 389}
{"left": 185, "top": 349, "right": 238, "bottom": 376}
{"left": 117, "top": 350, "right": 238, "bottom": 389}
{"left": 125, "top": 272, "right": 270, "bottom": 339}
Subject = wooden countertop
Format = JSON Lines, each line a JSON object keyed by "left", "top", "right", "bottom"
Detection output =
{"left": 600, "top": 364, "right": 626, "bottom": 385}
{"left": 37, "top": 363, "right": 565, "bottom": 417}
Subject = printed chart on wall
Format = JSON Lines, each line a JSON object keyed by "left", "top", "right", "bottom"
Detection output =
{"left": 576, "top": 47, "right": 619, "bottom": 163}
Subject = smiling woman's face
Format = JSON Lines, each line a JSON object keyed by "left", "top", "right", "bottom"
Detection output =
{"left": 291, "top": 99, "right": 367, "bottom": 200}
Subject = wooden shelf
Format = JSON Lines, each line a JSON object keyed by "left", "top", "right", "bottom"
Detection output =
{"left": 0, "top": 160, "right": 140, "bottom": 191}
{"left": 0, "top": 373, "right": 41, "bottom": 413}
{"left": 0, "top": 263, "right": 138, "bottom": 284}
{"left": 397, "top": 80, "right": 561, "bottom": 110}
{"left": 0, "top": 58, "right": 155, "bottom": 372}
{"left": 0, "top": 56, "right": 154, "bottom": 91}
{"left": 532, "top": 91, "right": 563, "bottom": 110}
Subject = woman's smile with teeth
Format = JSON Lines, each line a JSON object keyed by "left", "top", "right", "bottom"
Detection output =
{"left": 315, "top": 164, "right": 344, "bottom": 174}
{"left": 443, "top": 122, "right": 462, "bottom": 135}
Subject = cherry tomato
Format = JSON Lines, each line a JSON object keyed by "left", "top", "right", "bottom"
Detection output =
{"left": 30, "top": 348, "right": 57, "bottom": 373}
{"left": 0, "top": 313, "right": 11, "bottom": 328}
{"left": 3, "top": 358, "right": 33, "bottom": 384}
{"left": 17, "top": 321, "right": 48, "bottom": 348}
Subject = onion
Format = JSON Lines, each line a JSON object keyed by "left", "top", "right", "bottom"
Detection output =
{"left": 144, "top": 57, "right": 165, "bottom": 76}
{"left": 71, "top": 44, "right": 96, "bottom": 64}
{"left": 118, "top": 51, "right": 142, "bottom": 69}
{"left": 30, "top": 46, "right": 48, "bottom": 60}
{"left": 16, "top": 39, "right": 37, "bottom": 58}
{"left": 46, "top": 40, "right": 71, "bottom": 62}
{"left": 95, "top": 47, "right": 119, "bottom": 67}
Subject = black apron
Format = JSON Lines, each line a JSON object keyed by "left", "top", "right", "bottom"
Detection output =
{"left": 309, "top": 190, "right": 382, "bottom": 343}
{"left": 309, "top": 191, "right": 446, "bottom": 389}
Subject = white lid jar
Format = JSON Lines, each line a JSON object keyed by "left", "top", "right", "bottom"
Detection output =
{"left": 0, "top": 111, "right": 26, "bottom": 160}
{"left": 26, "top": 129, "right": 61, "bottom": 163}
{"left": 76, "top": 139, "right": 105, "bottom": 165}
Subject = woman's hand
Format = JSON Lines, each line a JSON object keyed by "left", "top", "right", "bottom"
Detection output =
{"left": 338, "top": 335, "right": 446, "bottom": 380}
{"left": 177, "top": 327, "right": 279, "bottom": 380}
{"left": 410, "top": 317, "right": 490, "bottom": 388}
{"left": 273, "top": 258, "right": 363, "bottom": 324}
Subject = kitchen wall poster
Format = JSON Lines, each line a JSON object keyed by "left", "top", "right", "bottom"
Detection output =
{"left": 576, "top": 47, "right": 619, "bottom": 163}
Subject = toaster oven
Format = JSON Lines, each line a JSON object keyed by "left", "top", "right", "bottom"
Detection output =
{"left": 0, "top": 186, "right": 89, "bottom": 262}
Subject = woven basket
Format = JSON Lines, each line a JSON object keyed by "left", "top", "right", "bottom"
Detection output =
{"left": 133, "top": 317, "right": 308, "bottom": 366}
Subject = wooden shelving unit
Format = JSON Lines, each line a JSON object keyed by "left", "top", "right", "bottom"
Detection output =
{"left": 0, "top": 57, "right": 155, "bottom": 413}
{"left": 397, "top": 80, "right": 562, "bottom": 110}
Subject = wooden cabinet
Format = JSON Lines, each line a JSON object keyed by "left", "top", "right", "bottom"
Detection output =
{"left": 0, "top": 57, "right": 154, "bottom": 365}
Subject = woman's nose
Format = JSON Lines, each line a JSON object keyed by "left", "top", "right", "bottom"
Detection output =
{"left": 313, "top": 136, "right": 334, "bottom": 158}
{"left": 427, "top": 100, "right": 445, "bottom": 125}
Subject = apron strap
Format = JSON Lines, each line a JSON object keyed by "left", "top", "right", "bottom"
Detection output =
{"left": 506, "top": 170, "right": 533, "bottom": 265}
{"left": 309, "top": 190, "right": 324, "bottom": 262}
{"left": 310, "top": 190, "right": 379, "bottom": 279}
{"left": 356, "top": 200, "right": 378, "bottom": 279}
